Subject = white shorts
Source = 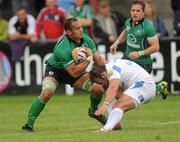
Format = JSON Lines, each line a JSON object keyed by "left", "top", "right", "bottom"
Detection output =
{"left": 124, "top": 80, "right": 156, "bottom": 107}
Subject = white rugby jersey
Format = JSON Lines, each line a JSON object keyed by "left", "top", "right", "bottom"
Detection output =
{"left": 105, "top": 59, "right": 153, "bottom": 90}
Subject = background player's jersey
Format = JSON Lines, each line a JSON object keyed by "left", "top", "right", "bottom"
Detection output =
{"left": 47, "top": 34, "right": 97, "bottom": 69}
{"left": 124, "top": 18, "right": 157, "bottom": 64}
{"left": 105, "top": 59, "right": 153, "bottom": 90}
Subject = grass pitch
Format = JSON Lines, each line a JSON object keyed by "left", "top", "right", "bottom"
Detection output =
{"left": 0, "top": 94, "right": 180, "bottom": 142}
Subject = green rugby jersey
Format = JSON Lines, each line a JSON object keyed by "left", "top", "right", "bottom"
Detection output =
{"left": 125, "top": 18, "right": 157, "bottom": 64}
{"left": 47, "top": 34, "right": 97, "bottom": 69}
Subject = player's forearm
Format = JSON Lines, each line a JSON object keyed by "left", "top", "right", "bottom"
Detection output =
{"left": 104, "top": 80, "right": 119, "bottom": 104}
{"left": 95, "top": 57, "right": 107, "bottom": 65}
{"left": 68, "top": 60, "right": 91, "bottom": 77}
{"left": 143, "top": 37, "right": 160, "bottom": 56}
{"left": 142, "top": 39, "right": 159, "bottom": 56}
{"left": 144, "top": 45, "right": 159, "bottom": 56}
{"left": 104, "top": 88, "right": 118, "bottom": 105}
{"left": 114, "top": 30, "right": 126, "bottom": 45}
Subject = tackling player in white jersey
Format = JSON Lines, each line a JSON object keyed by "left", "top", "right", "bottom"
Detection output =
{"left": 89, "top": 59, "right": 156, "bottom": 132}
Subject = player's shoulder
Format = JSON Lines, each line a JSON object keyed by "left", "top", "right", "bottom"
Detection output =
{"left": 125, "top": 18, "right": 131, "bottom": 25}
{"left": 83, "top": 34, "right": 92, "bottom": 41}
{"left": 53, "top": 36, "right": 70, "bottom": 52}
{"left": 142, "top": 18, "right": 156, "bottom": 34}
{"left": 142, "top": 18, "right": 154, "bottom": 27}
{"left": 83, "top": 34, "right": 95, "bottom": 44}
{"left": 55, "top": 36, "right": 68, "bottom": 46}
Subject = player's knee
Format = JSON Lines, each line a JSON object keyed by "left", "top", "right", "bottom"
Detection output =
{"left": 113, "top": 99, "right": 136, "bottom": 112}
{"left": 40, "top": 79, "right": 57, "bottom": 102}
{"left": 82, "top": 78, "right": 104, "bottom": 94}
{"left": 40, "top": 89, "right": 54, "bottom": 102}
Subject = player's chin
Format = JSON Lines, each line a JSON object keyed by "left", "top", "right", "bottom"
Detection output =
{"left": 79, "top": 33, "right": 83, "bottom": 38}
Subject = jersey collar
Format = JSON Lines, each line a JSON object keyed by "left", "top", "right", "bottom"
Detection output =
{"left": 130, "top": 18, "right": 144, "bottom": 27}
{"left": 66, "top": 35, "right": 84, "bottom": 47}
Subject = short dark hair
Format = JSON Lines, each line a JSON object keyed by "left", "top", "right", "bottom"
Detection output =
{"left": 130, "top": 0, "right": 145, "bottom": 11}
{"left": 64, "top": 18, "right": 78, "bottom": 31}
{"left": 89, "top": 65, "right": 106, "bottom": 83}
{"left": 16, "top": 6, "right": 27, "bottom": 12}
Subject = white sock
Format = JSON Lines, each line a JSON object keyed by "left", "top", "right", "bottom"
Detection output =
{"left": 107, "top": 98, "right": 117, "bottom": 115}
{"left": 104, "top": 108, "right": 123, "bottom": 130}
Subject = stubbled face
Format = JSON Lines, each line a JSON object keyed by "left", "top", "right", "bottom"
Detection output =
{"left": 92, "top": 71, "right": 109, "bottom": 86}
{"left": 68, "top": 21, "right": 83, "bottom": 40}
{"left": 131, "top": 4, "right": 144, "bottom": 22}
{"left": 16, "top": 9, "right": 26, "bottom": 23}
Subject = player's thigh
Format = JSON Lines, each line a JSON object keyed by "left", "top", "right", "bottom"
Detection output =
{"left": 116, "top": 87, "right": 124, "bottom": 99}
{"left": 124, "top": 81, "right": 156, "bottom": 107}
{"left": 73, "top": 73, "right": 104, "bottom": 94}
{"left": 114, "top": 94, "right": 136, "bottom": 112}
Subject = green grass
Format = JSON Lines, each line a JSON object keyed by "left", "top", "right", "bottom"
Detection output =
{"left": 0, "top": 94, "right": 180, "bottom": 142}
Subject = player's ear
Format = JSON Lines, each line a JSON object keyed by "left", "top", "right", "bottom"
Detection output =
{"left": 101, "top": 72, "right": 107, "bottom": 79}
{"left": 66, "top": 29, "right": 72, "bottom": 35}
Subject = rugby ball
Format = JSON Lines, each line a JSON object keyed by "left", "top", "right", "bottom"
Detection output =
{"left": 72, "top": 47, "right": 86, "bottom": 63}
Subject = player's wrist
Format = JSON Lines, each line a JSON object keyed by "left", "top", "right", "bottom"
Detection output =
{"left": 138, "top": 50, "right": 144, "bottom": 56}
{"left": 87, "top": 56, "right": 93, "bottom": 62}
{"left": 114, "top": 39, "right": 120, "bottom": 45}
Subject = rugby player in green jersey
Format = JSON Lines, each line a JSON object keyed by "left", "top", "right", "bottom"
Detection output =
{"left": 110, "top": 0, "right": 169, "bottom": 100}
{"left": 22, "top": 18, "right": 108, "bottom": 132}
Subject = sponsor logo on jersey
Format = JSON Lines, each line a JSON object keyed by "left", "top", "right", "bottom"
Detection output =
{"left": 49, "top": 71, "right": 54, "bottom": 76}
{"left": 127, "top": 34, "right": 137, "bottom": 43}
{"left": 127, "top": 34, "right": 140, "bottom": 48}
{"left": 138, "top": 95, "right": 144, "bottom": 102}
{"left": 108, "top": 70, "right": 114, "bottom": 78}
{"left": 127, "top": 41, "right": 140, "bottom": 48}
{"left": 126, "top": 25, "right": 130, "bottom": 31}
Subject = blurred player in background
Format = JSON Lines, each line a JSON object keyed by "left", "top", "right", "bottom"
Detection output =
{"left": 109, "top": 0, "right": 168, "bottom": 99}
{"left": 22, "top": 18, "right": 108, "bottom": 132}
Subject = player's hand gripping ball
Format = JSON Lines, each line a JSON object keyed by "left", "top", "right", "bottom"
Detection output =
{"left": 72, "top": 47, "right": 87, "bottom": 63}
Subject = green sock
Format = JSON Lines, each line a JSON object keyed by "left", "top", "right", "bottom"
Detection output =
{"left": 27, "top": 97, "right": 46, "bottom": 128}
{"left": 156, "top": 84, "right": 162, "bottom": 94}
{"left": 89, "top": 94, "right": 103, "bottom": 113}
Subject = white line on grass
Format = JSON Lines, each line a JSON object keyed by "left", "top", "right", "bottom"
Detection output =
{"left": 139, "top": 120, "right": 180, "bottom": 125}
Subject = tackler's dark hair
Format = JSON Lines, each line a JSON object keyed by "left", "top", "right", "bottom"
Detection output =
{"left": 89, "top": 65, "right": 106, "bottom": 83}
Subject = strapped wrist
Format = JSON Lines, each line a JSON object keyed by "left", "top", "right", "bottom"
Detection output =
{"left": 114, "top": 39, "right": 120, "bottom": 45}
{"left": 87, "top": 56, "right": 93, "bottom": 62}
{"left": 138, "top": 50, "right": 144, "bottom": 56}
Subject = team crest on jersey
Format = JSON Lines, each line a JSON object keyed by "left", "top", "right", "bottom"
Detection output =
{"left": 126, "top": 25, "right": 130, "bottom": 31}
{"left": 108, "top": 70, "right": 114, "bottom": 77}
{"left": 138, "top": 95, "right": 144, "bottom": 102}
{"left": 137, "top": 30, "right": 143, "bottom": 35}
{"left": 49, "top": 71, "right": 54, "bottom": 76}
